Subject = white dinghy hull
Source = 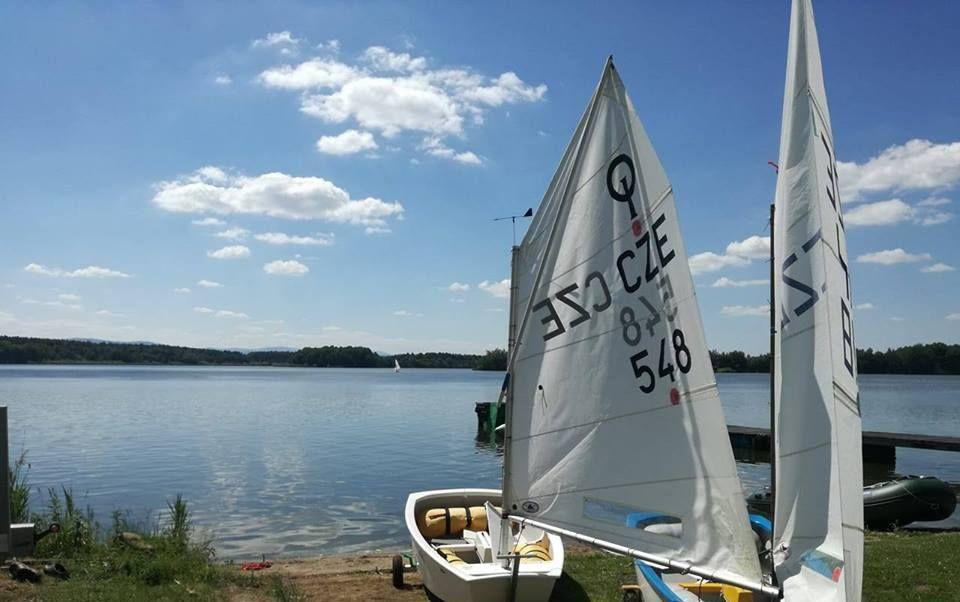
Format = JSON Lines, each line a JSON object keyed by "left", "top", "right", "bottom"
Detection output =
{"left": 406, "top": 488, "right": 563, "bottom": 602}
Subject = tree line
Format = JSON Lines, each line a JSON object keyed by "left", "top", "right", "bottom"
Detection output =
{"left": 0, "top": 336, "right": 501, "bottom": 370}
{"left": 1, "top": 336, "right": 958, "bottom": 374}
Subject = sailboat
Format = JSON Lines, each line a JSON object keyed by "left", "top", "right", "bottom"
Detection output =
{"left": 771, "top": 0, "right": 863, "bottom": 599}
{"left": 407, "top": 58, "right": 778, "bottom": 601}
{"left": 394, "top": 359, "right": 401, "bottom": 373}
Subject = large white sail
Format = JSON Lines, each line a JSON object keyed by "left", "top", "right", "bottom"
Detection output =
{"left": 773, "top": 1, "right": 863, "bottom": 600}
{"left": 502, "top": 59, "right": 762, "bottom": 585}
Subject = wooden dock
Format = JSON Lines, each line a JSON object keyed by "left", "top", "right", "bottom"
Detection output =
{"left": 728, "top": 425, "right": 960, "bottom": 464}
{"left": 474, "top": 403, "right": 960, "bottom": 464}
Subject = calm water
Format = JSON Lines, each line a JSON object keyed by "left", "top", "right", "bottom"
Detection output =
{"left": 0, "top": 366, "right": 956, "bottom": 558}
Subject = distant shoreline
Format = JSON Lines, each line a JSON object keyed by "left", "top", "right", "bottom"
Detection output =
{"left": 1, "top": 335, "right": 958, "bottom": 375}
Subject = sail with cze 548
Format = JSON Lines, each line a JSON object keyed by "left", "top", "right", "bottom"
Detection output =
{"left": 773, "top": 0, "right": 864, "bottom": 600}
{"left": 502, "top": 58, "right": 764, "bottom": 590}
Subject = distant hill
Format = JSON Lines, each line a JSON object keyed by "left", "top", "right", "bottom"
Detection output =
{"left": 0, "top": 335, "right": 503, "bottom": 370}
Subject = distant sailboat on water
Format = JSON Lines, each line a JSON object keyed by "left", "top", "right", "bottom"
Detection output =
{"left": 394, "top": 359, "right": 401, "bottom": 373}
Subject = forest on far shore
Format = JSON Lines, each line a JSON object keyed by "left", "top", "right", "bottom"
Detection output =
{"left": 0, "top": 336, "right": 958, "bottom": 375}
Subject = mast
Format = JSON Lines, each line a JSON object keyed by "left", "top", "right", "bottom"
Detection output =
{"left": 768, "top": 202, "right": 776, "bottom": 526}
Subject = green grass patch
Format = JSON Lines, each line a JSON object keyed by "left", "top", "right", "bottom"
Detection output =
{"left": 553, "top": 532, "right": 960, "bottom": 601}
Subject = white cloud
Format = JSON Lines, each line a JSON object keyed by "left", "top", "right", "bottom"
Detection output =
{"left": 197, "top": 279, "right": 222, "bottom": 288}
{"left": 478, "top": 279, "right": 510, "bottom": 299}
{"left": 254, "top": 232, "right": 333, "bottom": 246}
{"left": 24, "top": 263, "right": 131, "bottom": 278}
{"left": 918, "top": 197, "right": 951, "bottom": 207}
{"left": 95, "top": 309, "right": 124, "bottom": 317}
{"left": 725, "top": 235, "right": 770, "bottom": 259}
{"left": 947, "top": 313, "right": 960, "bottom": 321}
{"left": 855, "top": 303, "right": 876, "bottom": 310}
{"left": 207, "top": 245, "right": 251, "bottom": 259}
{"left": 263, "top": 259, "right": 309, "bottom": 276}
{"left": 252, "top": 31, "right": 301, "bottom": 55}
{"left": 842, "top": 198, "right": 953, "bottom": 227}
{"left": 258, "top": 58, "right": 359, "bottom": 90}
{"left": 922, "top": 262, "right": 955, "bottom": 273}
{"left": 688, "top": 252, "right": 750, "bottom": 275}
{"left": 845, "top": 199, "right": 914, "bottom": 227}
{"left": 58, "top": 293, "right": 81, "bottom": 301}
{"left": 316, "top": 130, "right": 378, "bottom": 155}
{"left": 420, "top": 136, "right": 483, "bottom": 165}
{"left": 361, "top": 46, "right": 427, "bottom": 72}
{"left": 153, "top": 167, "right": 404, "bottom": 228}
{"left": 711, "top": 277, "right": 766, "bottom": 288}
{"left": 22, "top": 298, "right": 83, "bottom": 311}
{"left": 364, "top": 226, "right": 391, "bottom": 235}
{"left": 215, "top": 310, "right": 249, "bottom": 319}
{"left": 721, "top": 305, "right": 770, "bottom": 317}
{"left": 393, "top": 309, "right": 423, "bottom": 317}
{"left": 215, "top": 227, "right": 249, "bottom": 240}
{"left": 191, "top": 217, "right": 226, "bottom": 227}
{"left": 258, "top": 46, "right": 546, "bottom": 157}
{"left": 889, "top": 316, "right": 905, "bottom": 322}
{"left": 214, "top": 74, "right": 232, "bottom": 86}
{"left": 855, "top": 248, "right": 932, "bottom": 265}
{"left": 193, "top": 306, "right": 214, "bottom": 314}
{"left": 837, "top": 139, "right": 960, "bottom": 202}
{"left": 174, "top": 287, "right": 192, "bottom": 294}
{"left": 448, "top": 282, "right": 470, "bottom": 293}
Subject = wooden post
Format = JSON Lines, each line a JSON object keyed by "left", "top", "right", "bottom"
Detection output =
{"left": 0, "top": 407, "right": 10, "bottom": 557}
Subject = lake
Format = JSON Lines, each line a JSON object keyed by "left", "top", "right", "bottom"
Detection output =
{"left": 0, "top": 366, "right": 956, "bottom": 558}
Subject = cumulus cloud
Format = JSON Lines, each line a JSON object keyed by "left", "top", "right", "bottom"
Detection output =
{"left": 448, "top": 282, "right": 470, "bottom": 293}
{"left": 214, "top": 227, "right": 249, "bottom": 240}
{"left": 174, "top": 287, "right": 192, "bottom": 294}
{"left": 254, "top": 232, "right": 333, "bottom": 246}
{"left": 195, "top": 306, "right": 248, "bottom": 319}
{"left": 725, "top": 235, "right": 770, "bottom": 260}
{"left": 837, "top": 139, "right": 960, "bottom": 202}
{"left": 252, "top": 31, "right": 301, "bottom": 55}
{"left": 214, "top": 74, "right": 232, "bottom": 86}
{"left": 192, "top": 217, "right": 226, "bottom": 227}
{"left": 855, "top": 248, "right": 932, "bottom": 265}
{"left": 152, "top": 167, "right": 404, "bottom": 228}
{"left": 478, "top": 279, "right": 510, "bottom": 299}
{"left": 947, "top": 313, "right": 960, "bottom": 321}
{"left": 207, "top": 245, "right": 251, "bottom": 259}
{"left": 711, "top": 277, "right": 767, "bottom": 288}
{"left": 922, "top": 262, "right": 955, "bottom": 273}
{"left": 197, "top": 279, "right": 222, "bottom": 288}
{"left": 24, "top": 263, "right": 130, "bottom": 278}
{"left": 58, "top": 293, "right": 81, "bottom": 301}
{"left": 393, "top": 309, "right": 423, "bottom": 317}
{"left": 193, "top": 306, "right": 214, "bottom": 314}
{"left": 845, "top": 199, "right": 914, "bottom": 227}
{"left": 918, "top": 197, "right": 951, "bottom": 207}
{"left": 263, "top": 259, "right": 309, "bottom": 276}
{"left": 843, "top": 198, "right": 953, "bottom": 227}
{"left": 855, "top": 303, "right": 876, "bottom": 310}
{"left": 316, "top": 129, "right": 378, "bottom": 155}
{"left": 257, "top": 45, "right": 545, "bottom": 159}
{"left": 721, "top": 305, "right": 769, "bottom": 317}
{"left": 420, "top": 136, "right": 482, "bottom": 165}
{"left": 364, "top": 226, "right": 391, "bottom": 235}
{"left": 688, "top": 252, "right": 750, "bottom": 275}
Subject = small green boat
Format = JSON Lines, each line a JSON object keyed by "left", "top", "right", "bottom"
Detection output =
{"left": 863, "top": 476, "right": 957, "bottom": 529}
{"left": 747, "top": 476, "right": 957, "bottom": 530}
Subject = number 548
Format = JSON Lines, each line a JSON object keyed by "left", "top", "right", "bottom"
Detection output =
{"left": 630, "top": 329, "right": 691, "bottom": 393}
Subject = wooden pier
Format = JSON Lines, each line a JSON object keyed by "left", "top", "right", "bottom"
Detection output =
{"left": 728, "top": 425, "right": 960, "bottom": 464}
{"left": 475, "top": 402, "right": 960, "bottom": 465}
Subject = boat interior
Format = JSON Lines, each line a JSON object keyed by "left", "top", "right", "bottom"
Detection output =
{"left": 412, "top": 491, "right": 554, "bottom": 568}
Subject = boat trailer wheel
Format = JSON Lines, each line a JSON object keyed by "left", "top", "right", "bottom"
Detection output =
{"left": 392, "top": 554, "right": 404, "bottom": 589}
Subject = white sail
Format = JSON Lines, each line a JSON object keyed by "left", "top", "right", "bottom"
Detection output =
{"left": 502, "top": 59, "right": 762, "bottom": 585}
{"left": 773, "top": 1, "right": 863, "bottom": 600}
{"left": 394, "top": 359, "right": 401, "bottom": 372}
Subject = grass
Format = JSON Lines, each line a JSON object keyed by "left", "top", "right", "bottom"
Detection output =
{"left": 3, "top": 453, "right": 299, "bottom": 601}
{"left": 552, "top": 532, "right": 960, "bottom": 601}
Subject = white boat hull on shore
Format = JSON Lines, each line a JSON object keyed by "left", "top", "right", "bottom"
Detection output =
{"left": 405, "top": 488, "right": 563, "bottom": 602}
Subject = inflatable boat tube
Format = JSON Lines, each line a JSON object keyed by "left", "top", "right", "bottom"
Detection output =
{"left": 863, "top": 476, "right": 957, "bottom": 529}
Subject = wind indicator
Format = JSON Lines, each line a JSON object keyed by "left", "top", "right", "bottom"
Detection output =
{"left": 493, "top": 207, "right": 533, "bottom": 246}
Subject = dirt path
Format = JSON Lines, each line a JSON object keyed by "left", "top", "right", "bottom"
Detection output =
{"left": 227, "top": 553, "right": 428, "bottom": 601}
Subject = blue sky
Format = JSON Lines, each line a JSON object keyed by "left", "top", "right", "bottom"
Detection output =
{"left": 1, "top": 1, "right": 958, "bottom": 354}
